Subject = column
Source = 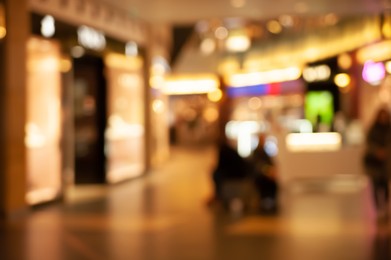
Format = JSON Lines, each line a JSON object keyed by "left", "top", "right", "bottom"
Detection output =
{"left": 0, "top": 0, "right": 29, "bottom": 217}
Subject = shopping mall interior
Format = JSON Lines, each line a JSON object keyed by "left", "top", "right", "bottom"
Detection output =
{"left": 1, "top": 0, "right": 391, "bottom": 259}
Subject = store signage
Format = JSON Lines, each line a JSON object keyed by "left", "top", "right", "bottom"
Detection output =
{"left": 77, "top": 25, "right": 106, "bottom": 51}
{"left": 362, "top": 60, "right": 385, "bottom": 85}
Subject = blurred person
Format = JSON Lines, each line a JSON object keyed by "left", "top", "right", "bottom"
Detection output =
{"left": 207, "top": 135, "right": 249, "bottom": 207}
{"left": 363, "top": 107, "right": 391, "bottom": 219}
{"left": 250, "top": 133, "right": 279, "bottom": 214}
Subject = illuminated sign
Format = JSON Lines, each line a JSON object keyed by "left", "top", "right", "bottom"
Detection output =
{"left": 362, "top": 60, "right": 385, "bottom": 85}
{"left": 77, "top": 26, "right": 106, "bottom": 51}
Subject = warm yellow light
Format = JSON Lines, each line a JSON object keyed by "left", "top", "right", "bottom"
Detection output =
{"left": 60, "top": 58, "right": 72, "bottom": 73}
{"left": 163, "top": 74, "right": 219, "bottom": 95}
{"left": 338, "top": 53, "right": 352, "bottom": 70}
{"left": 286, "top": 133, "right": 342, "bottom": 152}
{"left": 150, "top": 75, "right": 165, "bottom": 88}
{"left": 152, "top": 99, "right": 165, "bottom": 113}
{"left": 267, "top": 20, "right": 282, "bottom": 34}
{"left": 105, "top": 53, "right": 142, "bottom": 70}
{"left": 383, "top": 21, "right": 391, "bottom": 38}
{"left": 151, "top": 62, "right": 166, "bottom": 75}
{"left": 227, "top": 67, "right": 302, "bottom": 87}
{"left": 334, "top": 73, "right": 351, "bottom": 88}
{"left": 207, "top": 89, "right": 223, "bottom": 102}
{"left": 225, "top": 33, "right": 251, "bottom": 52}
{"left": 203, "top": 107, "right": 219, "bottom": 122}
{"left": 385, "top": 61, "right": 391, "bottom": 73}
{"left": 0, "top": 26, "right": 6, "bottom": 39}
{"left": 218, "top": 57, "right": 240, "bottom": 74}
{"left": 200, "top": 38, "right": 216, "bottom": 55}
{"left": 357, "top": 40, "right": 391, "bottom": 64}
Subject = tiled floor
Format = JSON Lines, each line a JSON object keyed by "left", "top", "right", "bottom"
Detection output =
{"left": 0, "top": 145, "right": 389, "bottom": 260}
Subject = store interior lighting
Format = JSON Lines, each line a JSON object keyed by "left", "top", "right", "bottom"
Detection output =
{"left": 162, "top": 74, "right": 219, "bottom": 95}
{"left": 286, "top": 132, "right": 342, "bottom": 152}
{"left": 226, "top": 66, "right": 302, "bottom": 87}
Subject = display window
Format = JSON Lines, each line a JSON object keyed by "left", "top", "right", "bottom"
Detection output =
{"left": 25, "top": 37, "right": 62, "bottom": 205}
{"left": 104, "top": 53, "right": 145, "bottom": 183}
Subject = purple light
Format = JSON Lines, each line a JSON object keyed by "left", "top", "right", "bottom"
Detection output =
{"left": 362, "top": 61, "right": 385, "bottom": 85}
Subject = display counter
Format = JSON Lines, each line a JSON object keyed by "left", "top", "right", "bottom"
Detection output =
{"left": 277, "top": 132, "right": 365, "bottom": 184}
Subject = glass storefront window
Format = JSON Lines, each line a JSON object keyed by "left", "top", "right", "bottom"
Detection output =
{"left": 25, "top": 37, "right": 62, "bottom": 205}
{"left": 104, "top": 53, "right": 145, "bottom": 183}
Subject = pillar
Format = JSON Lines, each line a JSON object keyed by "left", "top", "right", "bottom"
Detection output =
{"left": 0, "top": 0, "right": 29, "bottom": 217}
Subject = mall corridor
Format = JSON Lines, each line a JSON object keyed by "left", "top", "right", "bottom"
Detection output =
{"left": 0, "top": 145, "right": 387, "bottom": 260}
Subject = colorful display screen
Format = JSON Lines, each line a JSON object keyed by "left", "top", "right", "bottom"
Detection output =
{"left": 305, "top": 91, "right": 334, "bottom": 128}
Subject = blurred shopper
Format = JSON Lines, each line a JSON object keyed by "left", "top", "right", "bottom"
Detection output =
{"left": 207, "top": 135, "right": 249, "bottom": 207}
{"left": 250, "top": 133, "right": 279, "bottom": 214}
{"left": 364, "top": 107, "right": 391, "bottom": 219}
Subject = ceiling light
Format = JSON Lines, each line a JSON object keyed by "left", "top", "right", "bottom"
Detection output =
{"left": 334, "top": 73, "right": 351, "bottom": 88}
{"left": 267, "top": 20, "right": 282, "bottom": 34}
{"left": 41, "top": 15, "right": 55, "bottom": 38}
{"left": 225, "top": 33, "right": 251, "bottom": 52}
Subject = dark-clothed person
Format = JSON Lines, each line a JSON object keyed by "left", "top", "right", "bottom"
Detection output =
{"left": 364, "top": 108, "right": 391, "bottom": 218}
{"left": 250, "top": 134, "right": 278, "bottom": 213}
{"left": 211, "top": 138, "right": 248, "bottom": 202}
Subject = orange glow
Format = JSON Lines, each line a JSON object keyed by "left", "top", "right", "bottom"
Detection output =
{"left": 207, "top": 89, "right": 223, "bottom": 102}
{"left": 105, "top": 53, "right": 146, "bottom": 183}
{"left": 25, "top": 37, "right": 62, "bottom": 205}
{"left": 163, "top": 74, "right": 219, "bottom": 95}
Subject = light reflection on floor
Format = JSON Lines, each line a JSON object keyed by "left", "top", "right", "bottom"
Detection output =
{"left": 0, "top": 145, "right": 389, "bottom": 260}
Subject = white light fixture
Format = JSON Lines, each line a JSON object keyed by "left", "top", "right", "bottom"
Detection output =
{"left": 225, "top": 33, "right": 251, "bottom": 52}
{"left": 126, "top": 41, "right": 138, "bottom": 56}
{"left": 77, "top": 25, "right": 106, "bottom": 51}
{"left": 41, "top": 15, "right": 55, "bottom": 38}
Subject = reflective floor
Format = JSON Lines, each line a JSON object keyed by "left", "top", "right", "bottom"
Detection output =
{"left": 0, "top": 145, "right": 389, "bottom": 260}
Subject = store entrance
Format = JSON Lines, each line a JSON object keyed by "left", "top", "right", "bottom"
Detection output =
{"left": 73, "top": 55, "right": 107, "bottom": 184}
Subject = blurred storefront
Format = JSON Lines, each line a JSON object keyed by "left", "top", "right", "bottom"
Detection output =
{"left": 28, "top": 8, "right": 148, "bottom": 203}
{"left": 0, "top": 0, "right": 158, "bottom": 213}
